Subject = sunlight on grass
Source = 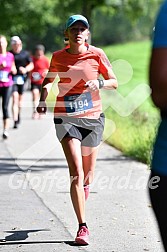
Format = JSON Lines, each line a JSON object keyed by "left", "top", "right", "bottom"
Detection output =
{"left": 101, "top": 40, "right": 160, "bottom": 164}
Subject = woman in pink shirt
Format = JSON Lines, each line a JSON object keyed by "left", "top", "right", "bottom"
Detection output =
{"left": 0, "top": 35, "right": 16, "bottom": 139}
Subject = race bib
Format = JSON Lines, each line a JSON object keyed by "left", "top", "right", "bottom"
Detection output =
{"left": 32, "top": 72, "right": 42, "bottom": 81}
{"left": 13, "top": 75, "right": 25, "bottom": 85}
{"left": 0, "top": 71, "right": 9, "bottom": 82}
{"left": 64, "top": 92, "right": 93, "bottom": 115}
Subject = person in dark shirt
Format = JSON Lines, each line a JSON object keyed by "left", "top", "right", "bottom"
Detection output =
{"left": 10, "top": 36, "right": 34, "bottom": 128}
{"left": 149, "top": 1, "right": 167, "bottom": 251}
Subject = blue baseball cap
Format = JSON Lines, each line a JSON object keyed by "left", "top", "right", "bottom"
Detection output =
{"left": 65, "top": 15, "right": 89, "bottom": 29}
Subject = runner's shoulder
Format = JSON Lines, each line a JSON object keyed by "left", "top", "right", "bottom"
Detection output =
{"left": 88, "top": 45, "right": 105, "bottom": 57}
{"left": 21, "top": 50, "right": 31, "bottom": 57}
{"left": 52, "top": 48, "right": 66, "bottom": 58}
{"left": 7, "top": 51, "right": 14, "bottom": 58}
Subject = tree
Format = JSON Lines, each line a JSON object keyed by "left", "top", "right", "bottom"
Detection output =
{"left": 0, "top": 0, "right": 58, "bottom": 36}
{"left": 0, "top": 0, "right": 164, "bottom": 50}
{"left": 53, "top": 0, "right": 106, "bottom": 25}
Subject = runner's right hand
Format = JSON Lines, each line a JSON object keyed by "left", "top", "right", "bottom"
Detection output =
{"left": 37, "top": 101, "right": 47, "bottom": 114}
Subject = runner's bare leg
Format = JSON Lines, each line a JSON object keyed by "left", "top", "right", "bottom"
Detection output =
{"left": 12, "top": 91, "right": 19, "bottom": 122}
{"left": 61, "top": 137, "right": 86, "bottom": 224}
{"left": 82, "top": 146, "right": 99, "bottom": 185}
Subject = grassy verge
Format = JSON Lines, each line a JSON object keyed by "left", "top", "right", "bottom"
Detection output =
{"left": 103, "top": 107, "right": 159, "bottom": 164}
{"left": 101, "top": 40, "right": 160, "bottom": 164}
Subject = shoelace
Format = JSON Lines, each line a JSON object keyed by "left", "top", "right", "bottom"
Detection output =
{"left": 78, "top": 227, "right": 88, "bottom": 236}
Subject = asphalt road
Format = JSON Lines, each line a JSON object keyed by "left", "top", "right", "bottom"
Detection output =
{"left": 0, "top": 91, "right": 164, "bottom": 252}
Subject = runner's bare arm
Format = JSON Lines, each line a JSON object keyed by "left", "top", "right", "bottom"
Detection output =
{"left": 85, "top": 68, "right": 118, "bottom": 91}
{"left": 37, "top": 71, "right": 57, "bottom": 114}
{"left": 101, "top": 67, "right": 118, "bottom": 90}
{"left": 11, "top": 62, "right": 17, "bottom": 75}
{"left": 19, "top": 62, "right": 34, "bottom": 74}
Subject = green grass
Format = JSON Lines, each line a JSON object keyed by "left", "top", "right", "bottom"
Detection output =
{"left": 47, "top": 40, "right": 160, "bottom": 164}
{"left": 101, "top": 40, "right": 160, "bottom": 164}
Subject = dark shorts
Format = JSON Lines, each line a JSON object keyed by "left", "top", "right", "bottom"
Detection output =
{"left": 31, "top": 83, "right": 42, "bottom": 91}
{"left": 12, "top": 84, "right": 25, "bottom": 95}
{"left": 54, "top": 113, "right": 105, "bottom": 147}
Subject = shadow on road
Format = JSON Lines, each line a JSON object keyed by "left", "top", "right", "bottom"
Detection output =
{"left": 0, "top": 228, "right": 87, "bottom": 247}
{"left": 0, "top": 154, "right": 133, "bottom": 175}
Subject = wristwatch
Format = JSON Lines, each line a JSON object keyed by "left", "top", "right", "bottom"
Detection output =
{"left": 98, "top": 79, "right": 104, "bottom": 89}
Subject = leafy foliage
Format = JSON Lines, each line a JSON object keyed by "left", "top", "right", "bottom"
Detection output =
{"left": 0, "top": 0, "right": 164, "bottom": 50}
{"left": 0, "top": 0, "right": 58, "bottom": 35}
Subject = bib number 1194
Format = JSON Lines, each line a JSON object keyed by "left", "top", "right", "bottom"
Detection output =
{"left": 64, "top": 92, "right": 93, "bottom": 115}
{"left": 69, "top": 99, "right": 89, "bottom": 110}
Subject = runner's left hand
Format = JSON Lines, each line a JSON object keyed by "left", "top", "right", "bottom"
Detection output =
{"left": 85, "top": 80, "right": 99, "bottom": 91}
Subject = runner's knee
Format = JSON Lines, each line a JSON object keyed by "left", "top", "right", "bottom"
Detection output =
{"left": 70, "top": 169, "right": 84, "bottom": 185}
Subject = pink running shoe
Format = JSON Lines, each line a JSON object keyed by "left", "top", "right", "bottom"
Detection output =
{"left": 32, "top": 112, "right": 40, "bottom": 120}
{"left": 84, "top": 185, "right": 89, "bottom": 201}
{"left": 75, "top": 226, "right": 89, "bottom": 245}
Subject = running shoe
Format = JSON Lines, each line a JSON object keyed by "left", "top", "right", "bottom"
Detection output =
{"left": 84, "top": 185, "right": 89, "bottom": 201}
{"left": 17, "top": 113, "right": 20, "bottom": 124}
{"left": 13, "top": 121, "right": 18, "bottom": 129}
{"left": 2, "top": 130, "right": 9, "bottom": 139}
{"left": 32, "top": 112, "right": 40, "bottom": 119}
{"left": 75, "top": 226, "right": 89, "bottom": 245}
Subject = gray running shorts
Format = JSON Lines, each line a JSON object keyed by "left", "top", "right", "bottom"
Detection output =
{"left": 54, "top": 113, "right": 105, "bottom": 147}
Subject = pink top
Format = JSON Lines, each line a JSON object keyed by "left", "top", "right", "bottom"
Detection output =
{"left": 0, "top": 52, "right": 14, "bottom": 87}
